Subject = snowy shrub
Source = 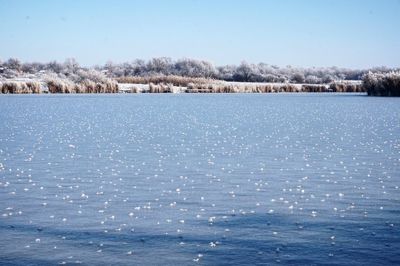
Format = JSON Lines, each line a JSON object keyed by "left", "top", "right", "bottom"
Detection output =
{"left": 362, "top": 71, "right": 400, "bottom": 96}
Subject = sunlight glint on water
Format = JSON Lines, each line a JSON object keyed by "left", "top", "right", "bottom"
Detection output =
{"left": 0, "top": 94, "right": 399, "bottom": 265}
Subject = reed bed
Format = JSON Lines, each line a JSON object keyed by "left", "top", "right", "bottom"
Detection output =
{"left": 0, "top": 79, "right": 118, "bottom": 94}
{"left": 0, "top": 79, "right": 366, "bottom": 95}
{"left": 301, "top": 85, "right": 329, "bottom": 92}
{"left": 185, "top": 83, "right": 300, "bottom": 93}
{"left": 329, "top": 83, "right": 363, "bottom": 92}
{"left": 148, "top": 83, "right": 173, "bottom": 93}
{"left": 46, "top": 78, "right": 118, "bottom": 94}
{"left": 0, "top": 81, "right": 41, "bottom": 94}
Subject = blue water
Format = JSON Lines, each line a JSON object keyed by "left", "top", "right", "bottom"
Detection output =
{"left": 0, "top": 94, "right": 399, "bottom": 265}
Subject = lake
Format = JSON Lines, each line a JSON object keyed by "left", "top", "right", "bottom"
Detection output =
{"left": 0, "top": 94, "right": 399, "bottom": 265}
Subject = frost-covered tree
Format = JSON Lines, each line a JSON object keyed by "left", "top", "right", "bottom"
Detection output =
{"left": 5, "top": 58, "right": 22, "bottom": 72}
{"left": 46, "top": 61, "right": 64, "bottom": 73}
{"left": 305, "top": 75, "right": 322, "bottom": 84}
{"left": 232, "top": 62, "right": 258, "bottom": 82}
{"left": 217, "top": 65, "right": 236, "bottom": 81}
{"left": 291, "top": 72, "right": 305, "bottom": 83}
{"left": 174, "top": 58, "right": 216, "bottom": 78}
{"left": 63, "top": 58, "right": 80, "bottom": 75}
{"left": 147, "top": 57, "right": 173, "bottom": 75}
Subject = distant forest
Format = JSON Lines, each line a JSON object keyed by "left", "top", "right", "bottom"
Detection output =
{"left": 0, "top": 57, "right": 397, "bottom": 84}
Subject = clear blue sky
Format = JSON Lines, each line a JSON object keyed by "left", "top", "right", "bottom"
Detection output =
{"left": 0, "top": 0, "right": 399, "bottom": 68}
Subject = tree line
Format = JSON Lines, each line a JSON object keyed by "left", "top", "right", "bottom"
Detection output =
{"left": 1, "top": 57, "right": 397, "bottom": 84}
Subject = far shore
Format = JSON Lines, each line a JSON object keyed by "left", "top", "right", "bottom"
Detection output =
{"left": 1, "top": 58, "right": 398, "bottom": 96}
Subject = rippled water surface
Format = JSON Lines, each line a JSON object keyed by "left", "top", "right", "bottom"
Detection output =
{"left": 0, "top": 94, "right": 399, "bottom": 265}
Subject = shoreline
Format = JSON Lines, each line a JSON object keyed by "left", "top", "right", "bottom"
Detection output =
{"left": 1, "top": 80, "right": 364, "bottom": 94}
